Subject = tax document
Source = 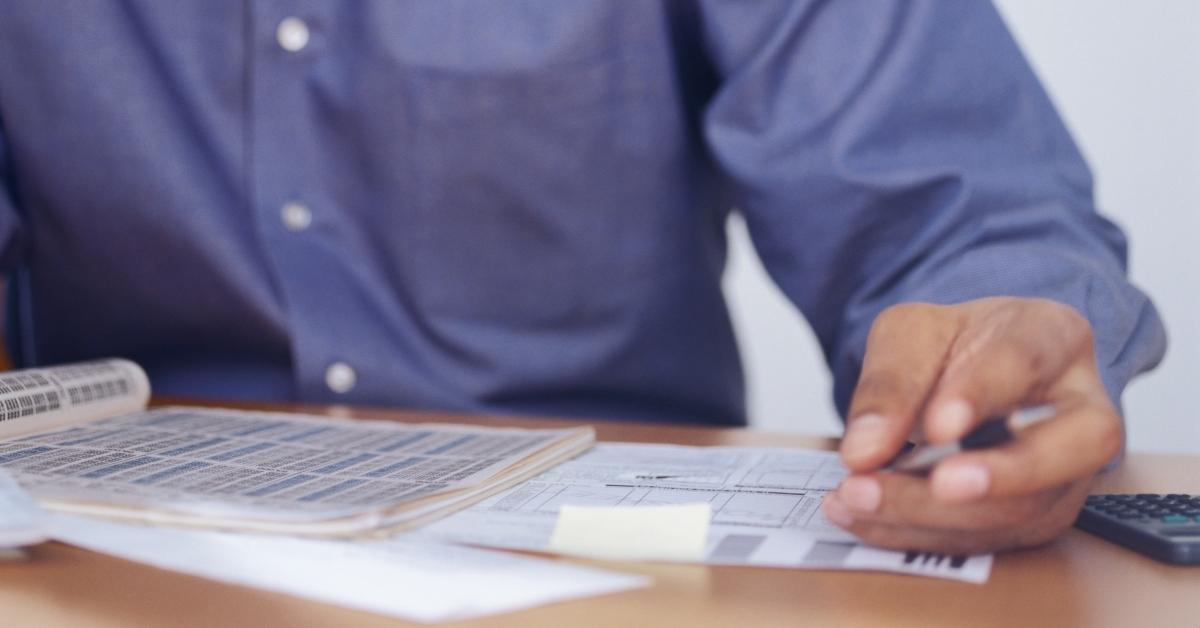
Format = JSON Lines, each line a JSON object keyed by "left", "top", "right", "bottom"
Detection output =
{"left": 421, "top": 443, "right": 993, "bottom": 583}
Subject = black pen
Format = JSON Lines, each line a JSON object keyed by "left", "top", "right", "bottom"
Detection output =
{"left": 884, "top": 404, "right": 1057, "bottom": 473}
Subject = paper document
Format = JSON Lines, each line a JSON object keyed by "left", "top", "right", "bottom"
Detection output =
{"left": 421, "top": 443, "right": 993, "bottom": 583}
{"left": 0, "top": 468, "right": 47, "bottom": 549}
{"left": 49, "top": 515, "right": 647, "bottom": 623}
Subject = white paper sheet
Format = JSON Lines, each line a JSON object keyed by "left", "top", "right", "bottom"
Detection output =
{"left": 0, "top": 468, "right": 47, "bottom": 548}
{"left": 420, "top": 443, "right": 994, "bottom": 583}
{"left": 48, "top": 515, "right": 647, "bottom": 623}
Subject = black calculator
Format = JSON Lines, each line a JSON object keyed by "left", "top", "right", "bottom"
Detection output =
{"left": 1075, "top": 494, "right": 1200, "bottom": 565}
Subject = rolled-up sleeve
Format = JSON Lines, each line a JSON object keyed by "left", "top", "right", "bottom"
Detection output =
{"left": 698, "top": 0, "right": 1166, "bottom": 416}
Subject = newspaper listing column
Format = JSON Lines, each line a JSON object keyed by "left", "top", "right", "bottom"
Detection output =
{"left": 0, "top": 359, "right": 151, "bottom": 439}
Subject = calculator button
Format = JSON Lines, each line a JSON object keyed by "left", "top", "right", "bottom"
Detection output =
{"left": 1162, "top": 515, "right": 1191, "bottom": 524}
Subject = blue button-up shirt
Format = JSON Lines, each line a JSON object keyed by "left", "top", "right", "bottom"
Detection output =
{"left": 0, "top": 1, "right": 1165, "bottom": 425}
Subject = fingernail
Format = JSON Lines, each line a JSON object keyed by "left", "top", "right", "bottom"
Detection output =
{"left": 930, "top": 399, "right": 974, "bottom": 440}
{"left": 837, "top": 476, "right": 882, "bottom": 513}
{"left": 842, "top": 414, "right": 890, "bottom": 462}
{"left": 932, "top": 463, "right": 991, "bottom": 501}
{"left": 821, "top": 495, "right": 855, "bottom": 527}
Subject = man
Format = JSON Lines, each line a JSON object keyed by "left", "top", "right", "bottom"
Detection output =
{"left": 0, "top": 2, "right": 1165, "bottom": 554}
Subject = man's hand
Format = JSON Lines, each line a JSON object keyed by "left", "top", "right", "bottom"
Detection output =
{"left": 820, "top": 297, "right": 1122, "bottom": 554}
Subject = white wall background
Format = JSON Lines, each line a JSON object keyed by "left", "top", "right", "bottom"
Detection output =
{"left": 727, "top": 0, "right": 1200, "bottom": 454}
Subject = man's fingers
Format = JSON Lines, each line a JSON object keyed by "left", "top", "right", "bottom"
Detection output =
{"left": 825, "top": 502, "right": 1073, "bottom": 555}
{"left": 929, "top": 399, "right": 1121, "bottom": 502}
{"left": 821, "top": 473, "right": 1092, "bottom": 554}
{"left": 924, "top": 299, "right": 1093, "bottom": 442}
{"left": 828, "top": 298, "right": 1111, "bottom": 554}
{"left": 822, "top": 516, "right": 1019, "bottom": 555}
{"left": 823, "top": 471, "right": 1062, "bottom": 531}
{"left": 842, "top": 304, "right": 958, "bottom": 471}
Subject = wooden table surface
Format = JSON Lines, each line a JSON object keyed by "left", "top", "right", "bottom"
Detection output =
{"left": 1, "top": 399, "right": 1197, "bottom": 628}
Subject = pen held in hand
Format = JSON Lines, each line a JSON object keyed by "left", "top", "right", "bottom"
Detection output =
{"left": 884, "top": 404, "right": 1057, "bottom": 473}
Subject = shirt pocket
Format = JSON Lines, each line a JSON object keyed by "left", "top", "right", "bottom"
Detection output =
{"left": 377, "top": 7, "right": 679, "bottom": 331}
{"left": 386, "top": 1, "right": 651, "bottom": 122}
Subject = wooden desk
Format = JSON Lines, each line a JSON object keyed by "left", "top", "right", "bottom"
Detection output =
{"left": 0, "top": 399, "right": 1197, "bottom": 628}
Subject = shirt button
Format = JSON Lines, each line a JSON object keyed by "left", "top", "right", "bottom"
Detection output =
{"left": 325, "top": 362, "right": 357, "bottom": 394}
{"left": 280, "top": 201, "right": 312, "bottom": 231}
{"left": 276, "top": 17, "right": 310, "bottom": 52}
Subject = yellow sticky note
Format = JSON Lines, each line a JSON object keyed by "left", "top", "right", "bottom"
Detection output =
{"left": 547, "top": 503, "right": 711, "bottom": 562}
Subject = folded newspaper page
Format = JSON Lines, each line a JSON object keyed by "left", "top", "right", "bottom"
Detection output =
{"left": 0, "top": 360, "right": 594, "bottom": 537}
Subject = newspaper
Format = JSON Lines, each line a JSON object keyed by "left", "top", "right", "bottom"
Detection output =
{"left": 420, "top": 443, "right": 994, "bottom": 583}
{"left": 0, "top": 360, "right": 593, "bottom": 536}
{"left": 0, "top": 359, "right": 150, "bottom": 439}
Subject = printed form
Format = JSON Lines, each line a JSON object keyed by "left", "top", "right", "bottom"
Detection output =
{"left": 421, "top": 443, "right": 993, "bottom": 583}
